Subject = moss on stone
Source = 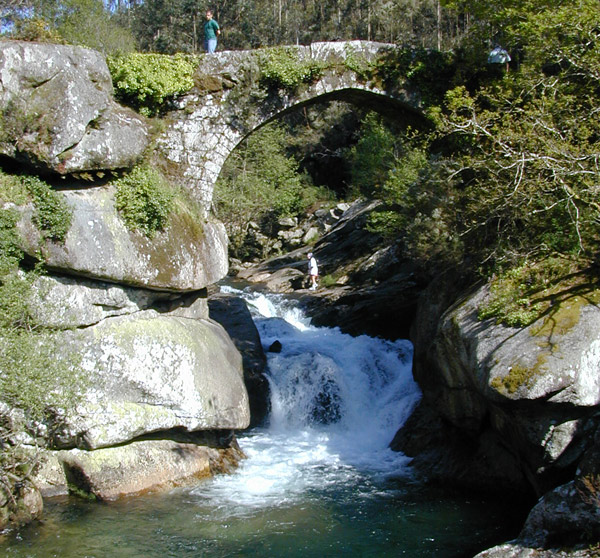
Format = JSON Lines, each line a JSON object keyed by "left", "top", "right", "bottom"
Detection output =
{"left": 531, "top": 290, "right": 600, "bottom": 339}
{"left": 491, "top": 352, "right": 549, "bottom": 395}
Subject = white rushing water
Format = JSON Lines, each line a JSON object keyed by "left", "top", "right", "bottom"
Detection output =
{"left": 193, "top": 286, "right": 422, "bottom": 516}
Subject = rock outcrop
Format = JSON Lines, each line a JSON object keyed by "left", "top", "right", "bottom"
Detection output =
{"left": 394, "top": 281, "right": 600, "bottom": 497}
{"left": 236, "top": 199, "right": 423, "bottom": 340}
{"left": 0, "top": 41, "right": 148, "bottom": 175}
{"left": 50, "top": 313, "right": 249, "bottom": 449}
{"left": 208, "top": 292, "right": 270, "bottom": 426}
{"left": 43, "top": 438, "right": 243, "bottom": 501}
{"left": 16, "top": 185, "right": 228, "bottom": 291}
{"left": 0, "top": 40, "right": 255, "bottom": 520}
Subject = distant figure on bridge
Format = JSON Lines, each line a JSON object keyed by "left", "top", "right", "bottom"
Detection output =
{"left": 307, "top": 252, "right": 319, "bottom": 290}
{"left": 204, "top": 10, "right": 220, "bottom": 53}
{"left": 488, "top": 45, "right": 511, "bottom": 71}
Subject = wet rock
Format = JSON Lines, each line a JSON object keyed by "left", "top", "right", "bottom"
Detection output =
{"left": 208, "top": 293, "right": 270, "bottom": 426}
{"left": 0, "top": 483, "right": 43, "bottom": 530}
{"left": 58, "top": 439, "right": 244, "bottom": 501}
{"left": 268, "top": 340, "right": 282, "bottom": 353}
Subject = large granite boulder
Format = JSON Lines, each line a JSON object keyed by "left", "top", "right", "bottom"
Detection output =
{"left": 395, "top": 280, "right": 600, "bottom": 499}
{"left": 0, "top": 40, "right": 148, "bottom": 174}
{"left": 50, "top": 312, "right": 250, "bottom": 449}
{"left": 58, "top": 439, "right": 243, "bottom": 501}
{"left": 474, "top": 441, "right": 600, "bottom": 557}
{"left": 29, "top": 274, "right": 209, "bottom": 328}
{"left": 16, "top": 185, "right": 228, "bottom": 291}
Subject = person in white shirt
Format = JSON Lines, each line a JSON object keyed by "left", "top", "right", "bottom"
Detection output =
{"left": 307, "top": 252, "right": 319, "bottom": 290}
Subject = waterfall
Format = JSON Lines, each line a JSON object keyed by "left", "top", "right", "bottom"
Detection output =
{"left": 0, "top": 285, "right": 517, "bottom": 558}
{"left": 193, "top": 286, "right": 422, "bottom": 514}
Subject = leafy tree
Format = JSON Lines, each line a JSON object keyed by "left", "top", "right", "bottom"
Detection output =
{"left": 3, "top": 0, "right": 135, "bottom": 53}
{"left": 214, "top": 122, "right": 326, "bottom": 259}
{"left": 131, "top": 0, "right": 204, "bottom": 53}
{"left": 56, "top": 0, "right": 136, "bottom": 54}
{"left": 348, "top": 112, "right": 404, "bottom": 198}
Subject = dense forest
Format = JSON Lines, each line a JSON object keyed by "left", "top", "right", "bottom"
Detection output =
{"left": 3, "top": 0, "right": 468, "bottom": 53}
{"left": 1, "top": 0, "right": 598, "bottom": 323}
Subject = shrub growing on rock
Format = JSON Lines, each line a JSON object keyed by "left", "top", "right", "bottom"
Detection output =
{"left": 107, "top": 53, "right": 200, "bottom": 116}
{"left": 114, "top": 165, "right": 175, "bottom": 238}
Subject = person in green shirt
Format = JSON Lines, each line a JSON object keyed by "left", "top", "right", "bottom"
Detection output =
{"left": 204, "top": 10, "right": 220, "bottom": 53}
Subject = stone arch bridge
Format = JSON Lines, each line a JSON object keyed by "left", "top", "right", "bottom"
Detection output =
{"left": 156, "top": 40, "right": 429, "bottom": 213}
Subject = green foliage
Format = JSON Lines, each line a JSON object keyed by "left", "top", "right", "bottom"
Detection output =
{"left": 0, "top": 325, "right": 80, "bottom": 419}
{"left": 214, "top": 122, "right": 328, "bottom": 260}
{"left": 114, "top": 165, "right": 175, "bottom": 237}
{"left": 0, "top": 209, "right": 24, "bottom": 277}
{"left": 478, "top": 265, "right": 547, "bottom": 327}
{"left": 57, "top": 0, "right": 136, "bottom": 55}
{"left": 0, "top": 172, "right": 28, "bottom": 206}
{"left": 0, "top": 180, "right": 84, "bottom": 513}
{"left": 107, "top": 53, "right": 200, "bottom": 116}
{"left": 8, "top": 17, "right": 64, "bottom": 43}
{"left": 343, "top": 46, "right": 375, "bottom": 80}
{"left": 375, "top": 48, "right": 457, "bottom": 106}
{"left": 348, "top": 113, "right": 399, "bottom": 198}
{"left": 343, "top": 0, "right": 600, "bottom": 289}
{"left": 319, "top": 272, "right": 345, "bottom": 287}
{"left": 259, "top": 48, "right": 325, "bottom": 90}
{"left": 22, "top": 176, "right": 72, "bottom": 242}
{"left": 477, "top": 258, "right": 583, "bottom": 327}
{"left": 128, "top": 0, "right": 469, "bottom": 53}
{"left": 0, "top": 170, "right": 72, "bottom": 244}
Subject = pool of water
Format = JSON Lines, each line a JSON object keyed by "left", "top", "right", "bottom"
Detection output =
{"left": 0, "top": 286, "right": 521, "bottom": 557}
{"left": 1, "top": 472, "right": 518, "bottom": 558}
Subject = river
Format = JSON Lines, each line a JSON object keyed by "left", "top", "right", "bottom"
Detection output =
{"left": 0, "top": 285, "right": 519, "bottom": 557}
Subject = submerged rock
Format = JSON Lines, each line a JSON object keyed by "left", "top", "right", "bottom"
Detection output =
{"left": 268, "top": 340, "right": 282, "bottom": 353}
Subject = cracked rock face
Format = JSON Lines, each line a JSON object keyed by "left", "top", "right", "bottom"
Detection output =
{"left": 0, "top": 40, "right": 148, "bottom": 174}
{"left": 52, "top": 312, "right": 250, "bottom": 449}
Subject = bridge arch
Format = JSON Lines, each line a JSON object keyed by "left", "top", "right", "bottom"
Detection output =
{"left": 156, "top": 41, "right": 429, "bottom": 214}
